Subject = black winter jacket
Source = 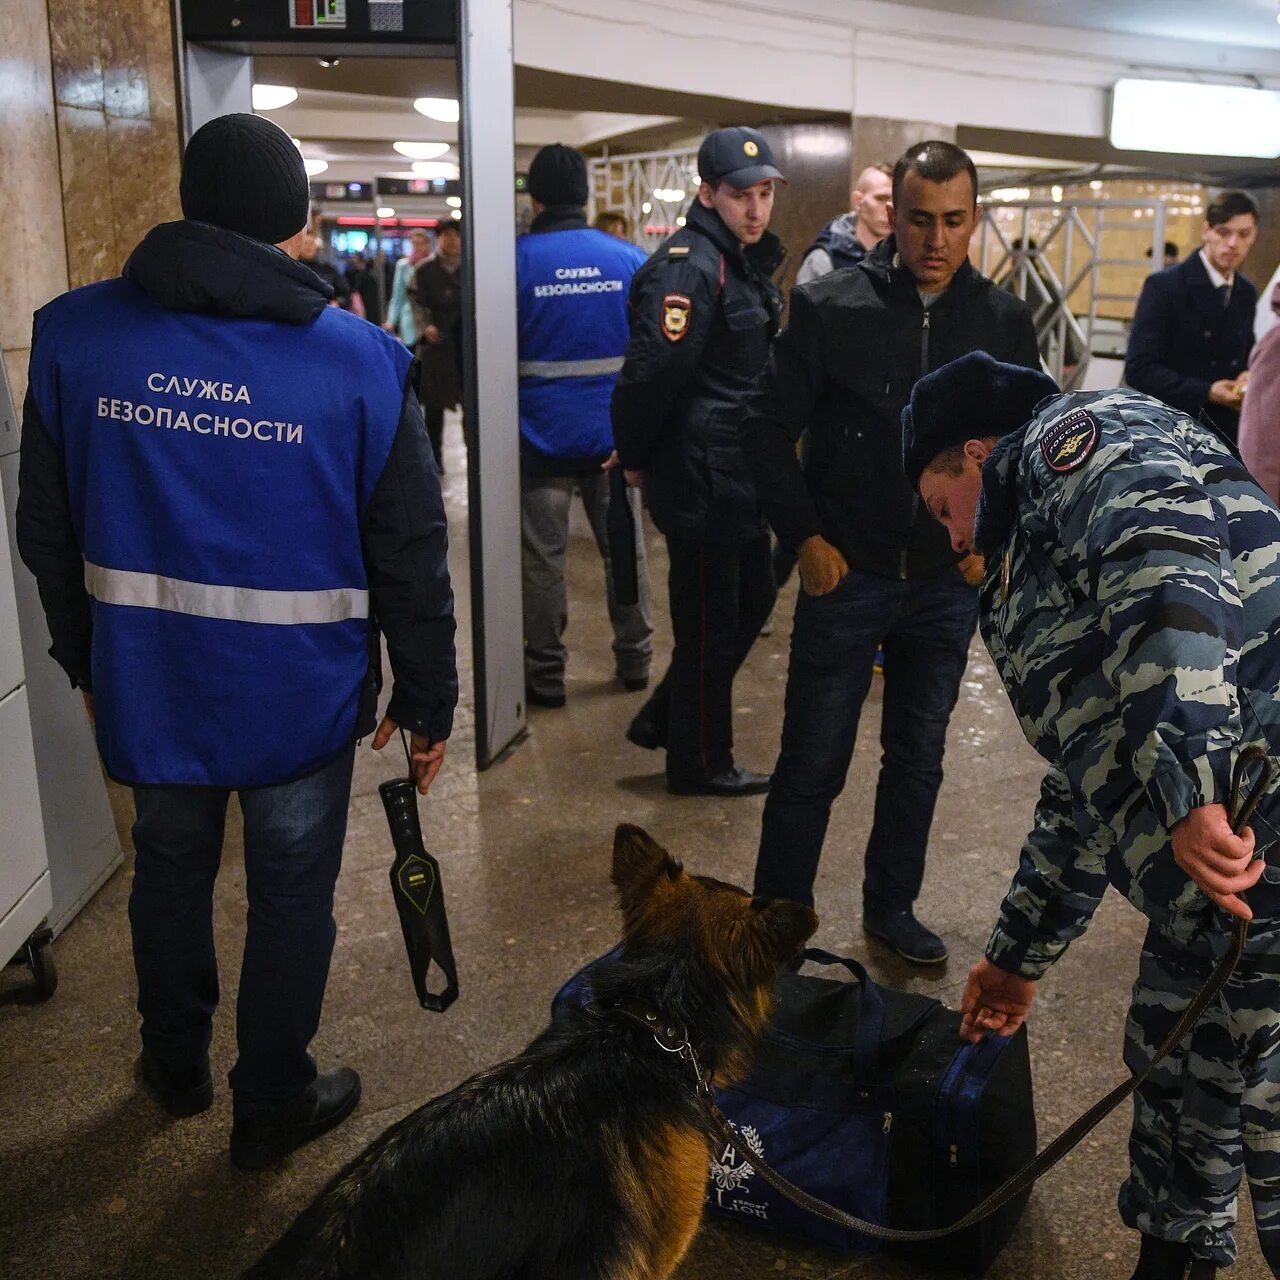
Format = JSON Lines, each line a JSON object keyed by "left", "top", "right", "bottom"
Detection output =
{"left": 612, "top": 200, "right": 784, "bottom": 543}
{"left": 16, "top": 219, "right": 458, "bottom": 748}
{"left": 740, "top": 236, "right": 1039, "bottom": 580}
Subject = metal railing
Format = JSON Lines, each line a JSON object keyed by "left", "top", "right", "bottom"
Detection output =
{"left": 976, "top": 198, "right": 1172, "bottom": 388}
{"left": 588, "top": 149, "right": 699, "bottom": 249}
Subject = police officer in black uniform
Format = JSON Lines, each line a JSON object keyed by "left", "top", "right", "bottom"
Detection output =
{"left": 611, "top": 126, "right": 784, "bottom": 796}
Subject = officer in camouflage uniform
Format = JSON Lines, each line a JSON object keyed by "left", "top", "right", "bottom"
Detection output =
{"left": 900, "top": 350, "right": 1280, "bottom": 1280}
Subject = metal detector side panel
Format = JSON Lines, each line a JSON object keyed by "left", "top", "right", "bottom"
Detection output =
{"left": 0, "top": 361, "right": 122, "bottom": 938}
{"left": 459, "top": 0, "right": 525, "bottom": 767}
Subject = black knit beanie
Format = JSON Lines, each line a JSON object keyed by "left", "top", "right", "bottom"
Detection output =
{"left": 528, "top": 144, "right": 589, "bottom": 207}
{"left": 180, "top": 113, "right": 311, "bottom": 244}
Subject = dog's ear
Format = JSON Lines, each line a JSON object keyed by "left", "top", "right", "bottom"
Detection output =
{"left": 755, "top": 899, "right": 819, "bottom": 962}
{"left": 611, "top": 824, "right": 679, "bottom": 912}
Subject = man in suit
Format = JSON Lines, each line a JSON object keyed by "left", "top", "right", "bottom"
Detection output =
{"left": 1125, "top": 190, "right": 1259, "bottom": 444}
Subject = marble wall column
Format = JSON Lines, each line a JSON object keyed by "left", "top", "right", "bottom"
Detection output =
{"left": 852, "top": 116, "right": 958, "bottom": 186}
{"left": 1, "top": 0, "right": 181, "bottom": 405}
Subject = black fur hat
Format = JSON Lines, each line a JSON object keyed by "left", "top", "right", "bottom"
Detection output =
{"left": 901, "top": 350, "right": 1059, "bottom": 489}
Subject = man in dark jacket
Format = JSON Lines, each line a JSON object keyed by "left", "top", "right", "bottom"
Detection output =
{"left": 744, "top": 140, "right": 1039, "bottom": 962}
{"left": 612, "top": 126, "right": 785, "bottom": 796}
{"left": 1125, "top": 189, "right": 1259, "bottom": 444}
{"left": 413, "top": 221, "right": 465, "bottom": 469}
{"left": 16, "top": 114, "right": 457, "bottom": 1169}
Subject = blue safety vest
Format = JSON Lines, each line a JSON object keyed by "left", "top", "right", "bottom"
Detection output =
{"left": 516, "top": 228, "right": 647, "bottom": 459}
{"left": 26, "top": 277, "right": 410, "bottom": 788}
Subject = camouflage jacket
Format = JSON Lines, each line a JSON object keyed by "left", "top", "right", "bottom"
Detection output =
{"left": 976, "top": 389, "right": 1280, "bottom": 979}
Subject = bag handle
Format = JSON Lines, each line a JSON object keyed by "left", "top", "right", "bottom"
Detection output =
{"left": 771, "top": 948, "right": 884, "bottom": 1078}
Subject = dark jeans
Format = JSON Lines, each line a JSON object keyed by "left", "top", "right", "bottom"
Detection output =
{"left": 641, "top": 532, "right": 776, "bottom": 783}
{"left": 753, "top": 567, "right": 978, "bottom": 917}
{"left": 129, "top": 744, "right": 356, "bottom": 1110}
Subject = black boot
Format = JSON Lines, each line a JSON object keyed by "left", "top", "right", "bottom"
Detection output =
{"left": 1130, "top": 1234, "right": 1217, "bottom": 1280}
{"left": 230, "top": 1066, "right": 362, "bottom": 1171}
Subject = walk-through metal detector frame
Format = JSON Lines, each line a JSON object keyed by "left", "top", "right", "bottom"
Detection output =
{"left": 176, "top": 0, "right": 526, "bottom": 769}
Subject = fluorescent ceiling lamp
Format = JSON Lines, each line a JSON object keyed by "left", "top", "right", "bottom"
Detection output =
{"left": 253, "top": 83, "right": 298, "bottom": 111}
{"left": 393, "top": 141, "right": 451, "bottom": 160}
{"left": 412, "top": 160, "right": 460, "bottom": 179}
{"left": 414, "top": 97, "right": 460, "bottom": 123}
{"left": 1110, "top": 78, "right": 1280, "bottom": 157}
{"left": 303, "top": 158, "right": 328, "bottom": 176}
{"left": 446, "top": 195, "right": 462, "bottom": 208}
{"left": 451, "top": 209, "right": 462, "bottom": 220}
{"left": 376, "top": 207, "right": 396, "bottom": 218}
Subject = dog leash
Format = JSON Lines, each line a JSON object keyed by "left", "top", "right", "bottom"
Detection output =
{"left": 618, "top": 747, "right": 1273, "bottom": 1243}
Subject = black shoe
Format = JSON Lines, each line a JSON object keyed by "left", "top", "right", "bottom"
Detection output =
{"left": 1130, "top": 1235, "right": 1218, "bottom": 1280}
{"left": 138, "top": 1050, "right": 214, "bottom": 1118}
{"left": 230, "top": 1067, "right": 362, "bottom": 1171}
{"left": 619, "top": 673, "right": 649, "bottom": 692}
{"left": 667, "top": 766, "right": 772, "bottom": 797}
{"left": 626, "top": 702, "right": 666, "bottom": 750}
{"left": 863, "top": 910, "right": 948, "bottom": 964}
{"left": 525, "top": 687, "right": 566, "bottom": 709}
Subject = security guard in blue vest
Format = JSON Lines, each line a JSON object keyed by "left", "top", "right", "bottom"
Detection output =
{"left": 16, "top": 114, "right": 457, "bottom": 1170}
{"left": 612, "top": 126, "right": 785, "bottom": 796}
{"left": 516, "top": 144, "right": 653, "bottom": 707}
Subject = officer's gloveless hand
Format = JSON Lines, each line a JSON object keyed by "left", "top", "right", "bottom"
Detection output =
{"left": 798, "top": 535, "right": 849, "bottom": 597}
{"left": 371, "top": 716, "right": 447, "bottom": 797}
{"left": 1172, "top": 803, "right": 1263, "bottom": 921}
{"left": 959, "top": 957, "right": 1036, "bottom": 1044}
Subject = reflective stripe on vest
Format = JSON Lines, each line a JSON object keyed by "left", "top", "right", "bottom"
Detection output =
{"left": 517, "top": 356, "right": 626, "bottom": 379}
{"left": 85, "top": 561, "right": 369, "bottom": 626}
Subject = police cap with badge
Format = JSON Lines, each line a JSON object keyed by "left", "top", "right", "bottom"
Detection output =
{"left": 696, "top": 126, "right": 786, "bottom": 190}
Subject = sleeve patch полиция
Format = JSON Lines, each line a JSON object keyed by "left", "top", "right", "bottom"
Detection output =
{"left": 1040, "top": 409, "right": 1100, "bottom": 474}
{"left": 661, "top": 293, "right": 693, "bottom": 343}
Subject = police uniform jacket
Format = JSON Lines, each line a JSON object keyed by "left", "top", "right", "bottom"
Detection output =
{"left": 611, "top": 199, "right": 783, "bottom": 543}
{"left": 1124, "top": 253, "right": 1257, "bottom": 442}
{"left": 974, "top": 390, "right": 1280, "bottom": 980}
{"left": 17, "top": 219, "right": 458, "bottom": 789}
{"left": 740, "top": 236, "right": 1039, "bottom": 580}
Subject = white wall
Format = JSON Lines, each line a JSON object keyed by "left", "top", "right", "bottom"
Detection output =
{"left": 514, "top": 0, "right": 1280, "bottom": 138}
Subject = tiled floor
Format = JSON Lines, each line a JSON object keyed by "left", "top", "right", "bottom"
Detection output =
{"left": 0, "top": 417, "right": 1270, "bottom": 1278}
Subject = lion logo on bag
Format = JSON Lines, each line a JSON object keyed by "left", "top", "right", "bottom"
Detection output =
{"left": 709, "top": 1123, "right": 766, "bottom": 1195}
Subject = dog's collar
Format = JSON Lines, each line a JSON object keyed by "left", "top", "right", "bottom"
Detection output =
{"left": 600, "top": 997, "right": 714, "bottom": 1099}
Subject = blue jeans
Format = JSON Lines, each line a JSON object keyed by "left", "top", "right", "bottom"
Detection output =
{"left": 129, "top": 744, "right": 355, "bottom": 1110}
{"left": 753, "top": 567, "right": 978, "bottom": 917}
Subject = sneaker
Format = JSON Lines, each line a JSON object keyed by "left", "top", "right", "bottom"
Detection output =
{"left": 138, "top": 1050, "right": 214, "bottom": 1118}
{"left": 230, "top": 1067, "right": 362, "bottom": 1171}
{"left": 863, "top": 910, "right": 948, "bottom": 964}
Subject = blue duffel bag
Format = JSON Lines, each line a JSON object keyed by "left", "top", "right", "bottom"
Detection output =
{"left": 707, "top": 948, "right": 1036, "bottom": 1275}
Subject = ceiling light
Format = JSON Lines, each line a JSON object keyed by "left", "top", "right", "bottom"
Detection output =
{"left": 252, "top": 84, "right": 298, "bottom": 111}
{"left": 451, "top": 209, "right": 462, "bottom": 220}
{"left": 446, "top": 196, "right": 462, "bottom": 208}
{"left": 414, "top": 97, "right": 460, "bottom": 123}
{"left": 1110, "top": 78, "right": 1280, "bottom": 157}
{"left": 641, "top": 201, "right": 652, "bottom": 214}
{"left": 412, "top": 160, "right": 459, "bottom": 179}
{"left": 303, "top": 158, "right": 328, "bottom": 176}
{"left": 377, "top": 207, "right": 396, "bottom": 219}
{"left": 393, "top": 141, "right": 451, "bottom": 161}
{"left": 1050, "top": 185, "right": 1064, "bottom": 202}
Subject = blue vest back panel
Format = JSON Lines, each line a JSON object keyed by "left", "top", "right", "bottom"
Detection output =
{"left": 27, "top": 277, "right": 411, "bottom": 787}
{"left": 516, "top": 228, "right": 647, "bottom": 459}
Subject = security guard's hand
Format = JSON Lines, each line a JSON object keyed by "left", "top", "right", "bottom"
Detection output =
{"left": 1172, "top": 803, "right": 1263, "bottom": 921}
{"left": 371, "top": 716, "right": 447, "bottom": 796}
{"left": 959, "top": 958, "right": 1036, "bottom": 1044}
{"left": 797, "top": 535, "right": 848, "bottom": 597}
{"left": 82, "top": 691, "right": 95, "bottom": 725}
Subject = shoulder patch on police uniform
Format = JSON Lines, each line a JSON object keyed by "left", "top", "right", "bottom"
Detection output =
{"left": 1040, "top": 408, "right": 1100, "bottom": 474}
{"left": 666, "top": 246, "right": 691, "bottom": 257}
{"left": 661, "top": 293, "right": 693, "bottom": 342}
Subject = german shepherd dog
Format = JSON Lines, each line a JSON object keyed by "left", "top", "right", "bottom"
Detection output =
{"left": 244, "top": 823, "right": 817, "bottom": 1280}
